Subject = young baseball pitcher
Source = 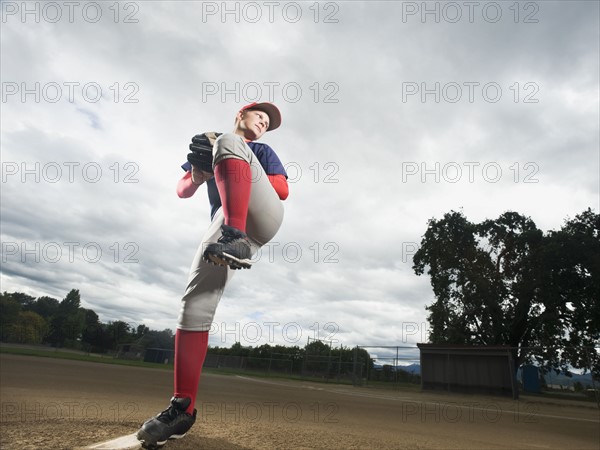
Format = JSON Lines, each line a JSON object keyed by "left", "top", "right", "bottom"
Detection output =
{"left": 137, "top": 102, "right": 288, "bottom": 449}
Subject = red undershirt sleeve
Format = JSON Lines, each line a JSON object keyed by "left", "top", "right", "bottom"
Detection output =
{"left": 176, "top": 171, "right": 200, "bottom": 198}
{"left": 267, "top": 174, "right": 289, "bottom": 200}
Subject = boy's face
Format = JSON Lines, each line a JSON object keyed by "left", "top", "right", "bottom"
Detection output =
{"left": 235, "top": 109, "right": 270, "bottom": 141}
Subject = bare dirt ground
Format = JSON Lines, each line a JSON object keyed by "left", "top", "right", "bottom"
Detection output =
{"left": 1, "top": 353, "right": 599, "bottom": 449}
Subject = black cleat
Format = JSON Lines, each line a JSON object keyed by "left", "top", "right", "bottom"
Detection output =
{"left": 137, "top": 397, "right": 196, "bottom": 449}
{"left": 203, "top": 224, "right": 252, "bottom": 270}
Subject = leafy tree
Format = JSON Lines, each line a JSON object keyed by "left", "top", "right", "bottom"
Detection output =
{"left": 305, "top": 339, "right": 332, "bottom": 356}
{"left": 61, "top": 289, "right": 82, "bottom": 313}
{"left": 47, "top": 289, "right": 85, "bottom": 347}
{"left": 136, "top": 324, "right": 150, "bottom": 338}
{"left": 230, "top": 342, "right": 250, "bottom": 357}
{"left": 81, "top": 309, "right": 103, "bottom": 352}
{"left": 139, "top": 329, "right": 174, "bottom": 350}
{"left": 0, "top": 293, "right": 21, "bottom": 341}
{"left": 250, "top": 343, "right": 273, "bottom": 358}
{"left": 106, "top": 321, "right": 133, "bottom": 349}
{"left": 9, "top": 311, "right": 49, "bottom": 344}
{"left": 537, "top": 209, "right": 600, "bottom": 375}
{"left": 413, "top": 209, "right": 599, "bottom": 375}
{"left": 31, "top": 296, "right": 60, "bottom": 319}
{"left": 95, "top": 323, "right": 118, "bottom": 352}
{"left": 350, "top": 346, "right": 373, "bottom": 377}
{"left": 9, "top": 292, "right": 36, "bottom": 310}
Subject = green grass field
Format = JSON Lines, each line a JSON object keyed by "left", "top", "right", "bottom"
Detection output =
{"left": 0, "top": 345, "right": 174, "bottom": 370}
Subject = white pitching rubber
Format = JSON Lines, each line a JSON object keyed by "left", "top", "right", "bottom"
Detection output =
{"left": 82, "top": 433, "right": 141, "bottom": 450}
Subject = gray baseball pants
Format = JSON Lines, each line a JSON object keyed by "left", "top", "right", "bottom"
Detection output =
{"left": 177, "top": 133, "right": 284, "bottom": 331}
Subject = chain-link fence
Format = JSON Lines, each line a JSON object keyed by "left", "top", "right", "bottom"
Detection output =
{"left": 204, "top": 352, "right": 300, "bottom": 374}
{"left": 202, "top": 343, "right": 598, "bottom": 406}
{"left": 352, "top": 346, "right": 421, "bottom": 388}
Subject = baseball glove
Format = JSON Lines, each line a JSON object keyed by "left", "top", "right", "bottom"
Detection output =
{"left": 187, "top": 132, "right": 222, "bottom": 173}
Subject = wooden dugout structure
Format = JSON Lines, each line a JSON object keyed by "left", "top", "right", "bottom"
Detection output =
{"left": 417, "top": 344, "right": 519, "bottom": 399}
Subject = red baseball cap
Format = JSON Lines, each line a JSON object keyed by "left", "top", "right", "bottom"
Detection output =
{"left": 240, "top": 102, "right": 281, "bottom": 131}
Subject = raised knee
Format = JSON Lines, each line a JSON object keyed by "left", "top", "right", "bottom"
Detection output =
{"left": 213, "top": 133, "right": 251, "bottom": 164}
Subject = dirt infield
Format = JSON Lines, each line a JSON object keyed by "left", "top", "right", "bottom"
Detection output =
{"left": 1, "top": 353, "right": 598, "bottom": 450}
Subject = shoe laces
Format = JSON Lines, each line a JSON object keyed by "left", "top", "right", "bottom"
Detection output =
{"left": 156, "top": 404, "right": 183, "bottom": 423}
{"left": 219, "top": 227, "right": 247, "bottom": 244}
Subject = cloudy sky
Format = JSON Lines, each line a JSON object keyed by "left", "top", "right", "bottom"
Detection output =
{"left": 1, "top": 1, "right": 598, "bottom": 361}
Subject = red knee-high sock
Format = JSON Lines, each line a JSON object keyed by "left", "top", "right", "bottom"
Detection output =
{"left": 174, "top": 329, "right": 209, "bottom": 414}
{"left": 214, "top": 158, "right": 251, "bottom": 233}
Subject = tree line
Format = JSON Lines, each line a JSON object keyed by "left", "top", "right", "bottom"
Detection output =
{"left": 0, "top": 289, "right": 373, "bottom": 377}
{"left": 209, "top": 339, "right": 374, "bottom": 376}
{"left": 0, "top": 289, "right": 174, "bottom": 352}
